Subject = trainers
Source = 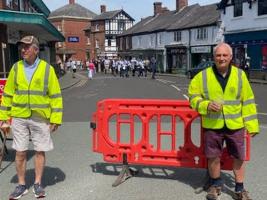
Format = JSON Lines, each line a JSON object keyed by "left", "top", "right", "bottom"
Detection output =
{"left": 9, "top": 185, "right": 28, "bottom": 200}
{"left": 33, "top": 183, "right": 46, "bottom": 198}
{"left": 234, "top": 190, "right": 252, "bottom": 200}
{"left": 206, "top": 185, "right": 222, "bottom": 200}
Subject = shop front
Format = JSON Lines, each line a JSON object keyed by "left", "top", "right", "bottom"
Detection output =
{"left": 225, "top": 30, "right": 267, "bottom": 70}
{"left": 190, "top": 45, "right": 213, "bottom": 69}
{"left": 166, "top": 45, "right": 187, "bottom": 74}
{"left": 0, "top": 10, "right": 64, "bottom": 77}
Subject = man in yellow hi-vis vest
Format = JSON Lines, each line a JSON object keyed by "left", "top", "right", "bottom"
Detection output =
{"left": 0, "top": 35, "right": 63, "bottom": 199}
{"left": 188, "top": 43, "right": 259, "bottom": 200}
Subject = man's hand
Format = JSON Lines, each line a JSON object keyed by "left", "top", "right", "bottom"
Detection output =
{"left": 49, "top": 123, "right": 59, "bottom": 132}
{"left": 0, "top": 121, "right": 11, "bottom": 135}
{"left": 208, "top": 101, "right": 222, "bottom": 112}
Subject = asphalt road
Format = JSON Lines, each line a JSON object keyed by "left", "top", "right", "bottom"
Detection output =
{"left": 0, "top": 72, "right": 266, "bottom": 200}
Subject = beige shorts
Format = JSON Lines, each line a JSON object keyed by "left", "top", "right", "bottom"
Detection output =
{"left": 11, "top": 116, "right": 54, "bottom": 152}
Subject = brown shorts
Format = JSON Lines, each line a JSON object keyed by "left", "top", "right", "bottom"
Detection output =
{"left": 204, "top": 128, "right": 245, "bottom": 160}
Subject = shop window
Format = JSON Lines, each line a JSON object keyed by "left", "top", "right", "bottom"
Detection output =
{"left": 258, "top": 0, "right": 267, "bottom": 16}
{"left": 234, "top": 0, "right": 243, "bottom": 17}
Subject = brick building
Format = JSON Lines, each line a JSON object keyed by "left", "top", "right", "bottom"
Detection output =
{"left": 48, "top": 0, "right": 96, "bottom": 63}
{"left": 0, "top": 0, "right": 64, "bottom": 77}
{"left": 85, "top": 5, "right": 134, "bottom": 60}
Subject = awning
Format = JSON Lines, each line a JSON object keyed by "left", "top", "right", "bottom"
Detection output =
{"left": 225, "top": 30, "right": 267, "bottom": 45}
{"left": 0, "top": 10, "right": 65, "bottom": 42}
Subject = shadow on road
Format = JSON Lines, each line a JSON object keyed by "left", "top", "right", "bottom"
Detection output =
{"left": 91, "top": 162, "right": 236, "bottom": 196}
{"left": 10, "top": 166, "right": 66, "bottom": 188}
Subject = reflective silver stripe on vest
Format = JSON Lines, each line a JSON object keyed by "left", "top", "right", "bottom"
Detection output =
{"left": 244, "top": 114, "right": 258, "bottom": 122}
{"left": 196, "top": 99, "right": 204, "bottom": 111}
{"left": 224, "top": 113, "right": 242, "bottom": 119}
{"left": 14, "top": 63, "right": 18, "bottom": 88}
{"left": 224, "top": 100, "right": 241, "bottom": 105}
{"left": 15, "top": 90, "right": 44, "bottom": 95}
{"left": 206, "top": 112, "right": 223, "bottom": 119}
{"left": 43, "top": 63, "right": 50, "bottom": 96}
{"left": 50, "top": 93, "right": 62, "bottom": 98}
{"left": 52, "top": 108, "right": 63, "bottom": 112}
{"left": 0, "top": 106, "right": 11, "bottom": 111}
{"left": 12, "top": 103, "right": 50, "bottom": 108}
{"left": 237, "top": 68, "right": 242, "bottom": 99}
{"left": 3, "top": 92, "right": 13, "bottom": 98}
{"left": 202, "top": 69, "right": 209, "bottom": 99}
{"left": 243, "top": 99, "right": 255, "bottom": 106}
{"left": 206, "top": 112, "right": 241, "bottom": 119}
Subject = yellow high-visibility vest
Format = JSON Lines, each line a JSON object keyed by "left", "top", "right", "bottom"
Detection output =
{"left": 0, "top": 59, "right": 63, "bottom": 124}
{"left": 188, "top": 66, "right": 259, "bottom": 134}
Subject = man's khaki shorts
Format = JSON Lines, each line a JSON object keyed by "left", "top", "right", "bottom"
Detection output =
{"left": 11, "top": 117, "right": 54, "bottom": 152}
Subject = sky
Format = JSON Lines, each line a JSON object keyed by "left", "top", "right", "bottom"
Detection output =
{"left": 42, "top": 0, "right": 219, "bottom": 22}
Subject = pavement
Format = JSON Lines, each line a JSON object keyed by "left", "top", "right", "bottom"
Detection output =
{"left": 59, "top": 71, "right": 267, "bottom": 91}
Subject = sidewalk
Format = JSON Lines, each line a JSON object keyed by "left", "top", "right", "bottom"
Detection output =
{"left": 59, "top": 71, "right": 82, "bottom": 90}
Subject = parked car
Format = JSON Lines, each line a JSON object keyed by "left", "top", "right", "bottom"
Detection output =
{"left": 187, "top": 61, "right": 214, "bottom": 79}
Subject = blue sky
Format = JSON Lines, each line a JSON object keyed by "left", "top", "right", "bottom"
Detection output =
{"left": 43, "top": 0, "right": 219, "bottom": 22}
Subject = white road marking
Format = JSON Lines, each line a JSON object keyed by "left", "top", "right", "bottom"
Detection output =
{"left": 183, "top": 94, "right": 189, "bottom": 100}
{"left": 260, "top": 125, "right": 267, "bottom": 129}
{"left": 157, "top": 79, "right": 168, "bottom": 84}
{"left": 258, "top": 112, "right": 267, "bottom": 116}
{"left": 170, "top": 84, "right": 181, "bottom": 91}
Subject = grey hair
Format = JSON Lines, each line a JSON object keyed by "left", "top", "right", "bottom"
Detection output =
{"left": 213, "top": 42, "right": 233, "bottom": 56}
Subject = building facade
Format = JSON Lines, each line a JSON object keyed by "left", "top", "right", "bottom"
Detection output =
{"left": 86, "top": 5, "right": 134, "bottom": 60}
{"left": 218, "top": 0, "right": 267, "bottom": 71}
{"left": 0, "top": 0, "right": 64, "bottom": 77}
{"left": 117, "top": 0, "right": 220, "bottom": 74}
{"left": 48, "top": 0, "right": 96, "bottom": 63}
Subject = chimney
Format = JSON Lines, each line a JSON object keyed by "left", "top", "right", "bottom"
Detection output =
{"left": 100, "top": 5, "right": 106, "bottom": 13}
{"left": 161, "top": 7, "right": 169, "bottom": 13}
{"left": 154, "top": 2, "right": 162, "bottom": 16}
{"left": 176, "top": 0, "right": 188, "bottom": 11}
{"left": 69, "top": 0, "right": 75, "bottom": 4}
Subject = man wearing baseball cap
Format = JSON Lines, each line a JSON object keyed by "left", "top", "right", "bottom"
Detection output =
{"left": 0, "top": 35, "right": 63, "bottom": 199}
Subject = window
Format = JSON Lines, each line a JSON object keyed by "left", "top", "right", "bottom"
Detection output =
{"left": 150, "top": 35, "right": 155, "bottom": 47}
{"left": 87, "top": 37, "right": 90, "bottom": 45}
{"left": 95, "top": 24, "right": 99, "bottom": 31}
{"left": 258, "top": 0, "right": 267, "bottom": 16}
{"left": 57, "top": 25, "right": 62, "bottom": 32}
{"left": 174, "top": 31, "right": 181, "bottom": 42}
{"left": 138, "top": 37, "right": 141, "bottom": 46}
{"left": 234, "top": 0, "right": 243, "bottom": 17}
{"left": 108, "top": 39, "right": 111, "bottom": 47}
{"left": 95, "top": 40, "right": 99, "bottom": 48}
{"left": 196, "top": 28, "right": 208, "bottom": 40}
{"left": 118, "top": 20, "right": 125, "bottom": 31}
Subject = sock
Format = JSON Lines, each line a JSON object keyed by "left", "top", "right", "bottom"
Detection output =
{"left": 235, "top": 182, "right": 244, "bottom": 192}
{"left": 211, "top": 177, "right": 222, "bottom": 187}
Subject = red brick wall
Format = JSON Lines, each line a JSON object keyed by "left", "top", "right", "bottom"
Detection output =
{"left": 90, "top": 20, "right": 105, "bottom": 59}
{"left": 50, "top": 17, "right": 91, "bottom": 63}
{"left": 0, "top": 0, "right": 4, "bottom": 9}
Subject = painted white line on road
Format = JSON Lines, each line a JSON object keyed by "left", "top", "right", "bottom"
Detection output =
{"left": 260, "top": 125, "right": 267, "bottom": 129}
{"left": 258, "top": 112, "right": 267, "bottom": 116}
{"left": 157, "top": 79, "right": 168, "bottom": 84}
{"left": 171, "top": 84, "right": 181, "bottom": 91}
{"left": 183, "top": 94, "right": 189, "bottom": 100}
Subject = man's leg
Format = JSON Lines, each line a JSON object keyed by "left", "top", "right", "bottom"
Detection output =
{"left": 15, "top": 151, "right": 27, "bottom": 185}
{"left": 34, "top": 151, "right": 45, "bottom": 184}
{"left": 208, "top": 157, "right": 221, "bottom": 179}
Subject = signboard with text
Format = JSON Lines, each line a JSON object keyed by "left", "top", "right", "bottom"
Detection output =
{"left": 68, "top": 37, "right": 79, "bottom": 43}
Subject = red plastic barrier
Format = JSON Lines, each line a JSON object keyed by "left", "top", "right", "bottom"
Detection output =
{"left": 91, "top": 99, "right": 250, "bottom": 170}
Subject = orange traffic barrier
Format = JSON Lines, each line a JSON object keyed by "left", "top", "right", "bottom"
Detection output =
{"left": 91, "top": 99, "right": 250, "bottom": 186}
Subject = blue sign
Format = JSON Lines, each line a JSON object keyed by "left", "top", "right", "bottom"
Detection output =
{"left": 68, "top": 37, "right": 79, "bottom": 43}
